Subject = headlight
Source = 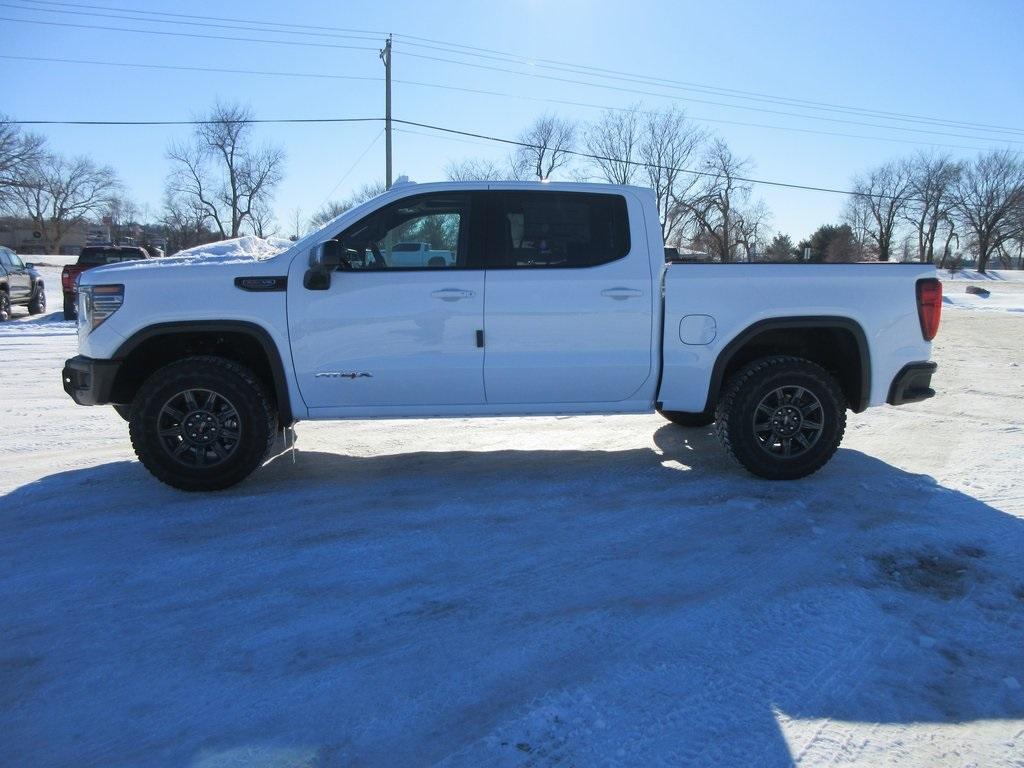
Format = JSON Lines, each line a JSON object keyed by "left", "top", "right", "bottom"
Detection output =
{"left": 78, "top": 284, "right": 124, "bottom": 332}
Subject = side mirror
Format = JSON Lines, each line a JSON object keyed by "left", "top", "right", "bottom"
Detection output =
{"left": 304, "top": 240, "right": 344, "bottom": 290}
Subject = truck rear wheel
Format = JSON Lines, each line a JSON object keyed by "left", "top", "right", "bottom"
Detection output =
{"left": 129, "top": 356, "right": 276, "bottom": 491}
{"left": 715, "top": 356, "right": 846, "bottom": 480}
{"left": 657, "top": 408, "right": 714, "bottom": 428}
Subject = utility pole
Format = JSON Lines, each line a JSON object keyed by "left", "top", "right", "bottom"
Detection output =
{"left": 380, "top": 35, "right": 393, "bottom": 189}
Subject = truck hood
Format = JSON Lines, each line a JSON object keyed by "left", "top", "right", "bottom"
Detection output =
{"left": 78, "top": 236, "right": 295, "bottom": 285}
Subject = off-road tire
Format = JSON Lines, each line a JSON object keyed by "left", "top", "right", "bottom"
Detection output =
{"left": 129, "top": 356, "right": 276, "bottom": 491}
{"left": 715, "top": 356, "right": 846, "bottom": 480}
{"left": 63, "top": 296, "right": 76, "bottom": 320}
{"left": 0, "top": 291, "right": 9, "bottom": 321}
{"left": 657, "top": 408, "right": 715, "bottom": 428}
{"left": 28, "top": 287, "right": 46, "bottom": 315}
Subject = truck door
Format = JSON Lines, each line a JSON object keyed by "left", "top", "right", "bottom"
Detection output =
{"left": 288, "top": 191, "right": 486, "bottom": 412}
{"left": 481, "top": 190, "right": 654, "bottom": 405}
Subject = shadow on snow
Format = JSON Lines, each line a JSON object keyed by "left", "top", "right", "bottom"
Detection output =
{"left": 2, "top": 425, "right": 1022, "bottom": 766}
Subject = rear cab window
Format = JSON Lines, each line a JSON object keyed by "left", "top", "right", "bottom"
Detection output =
{"left": 77, "top": 247, "right": 149, "bottom": 266}
{"left": 487, "top": 191, "right": 630, "bottom": 269}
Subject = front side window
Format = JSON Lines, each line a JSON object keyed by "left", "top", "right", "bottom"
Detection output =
{"left": 332, "top": 193, "right": 471, "bottom": 270}
{"left": 491, "top": 192, "right": 630, "bottom": 268}
{"left": 0, "top": 249, "right": 10, "bottom": 267}
{"left": 8, "top": 252, "right": 24, "bottom": 268}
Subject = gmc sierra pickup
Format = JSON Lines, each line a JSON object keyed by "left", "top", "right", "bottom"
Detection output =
{"left": 62, "top": 181, "right": 940, "bottom": 491}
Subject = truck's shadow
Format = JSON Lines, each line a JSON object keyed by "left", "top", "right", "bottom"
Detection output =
{"left": 2, "top": 425, "right": 1023, "bottom": 766}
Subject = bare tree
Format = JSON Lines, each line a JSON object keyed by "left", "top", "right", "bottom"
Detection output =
{"left": 310, "top": 180, "right": 386, "bottom": 229}
{"left": 937, "top": 213, "right": 959, "bottom": 270}
{"left": 682, "top": 139, "right": 753, "bottom": 261}
{"left": 904, "top": 152, "right": 960, "bottom": 263}
{"left": 160, "top": 190, "right": 216, "bottom": 254}
{"left": 251, "top": 199, "right": 276, "bottom": 238}
{"left": 105, "top": 194, "right": 140, "bottom": 245}
{"left": 14, "top": 154, "right": 120, "bottom": 252}
{"left": 732, "top": 200, "right": 772, "bottom": 261}
{"left": 952, "top": 149, "right": 1024, "bottom": 273}
{"left": 0, "top": 116, "right": 47, "bottom": 215}
{"left": 584, "top": 106, "right": 641, "bottom": 185}
{"left": 289, "top": 207, "right": 303, "bottom": 241}
{"left": 846, "top": 160, "right": 914, "bottom": 261}
{"left": 514, "top": 113, "right": 576, "bottom": 180}
{"left": 165, "top": 102, "right": 285, "bottom": 239}
{"left": 638, "top": 106, "right": 706, "bottom": 245}
{"left": 444, "top": 157, "right": 508, "bottom": 181}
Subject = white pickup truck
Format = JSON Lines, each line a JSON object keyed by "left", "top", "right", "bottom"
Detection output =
{"left": 62, "top": 181, "right": 941, "bottom": 491}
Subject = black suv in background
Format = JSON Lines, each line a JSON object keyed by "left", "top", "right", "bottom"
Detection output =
{"left": 0, "top": 246, "right": 46, "bottom": 321}
{"left": 61, "top": 245, "right": 151, "bottom": 319}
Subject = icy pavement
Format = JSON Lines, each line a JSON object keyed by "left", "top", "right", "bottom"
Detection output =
{"left": 1, "top": 284, "right": 1023, "bottom": 767}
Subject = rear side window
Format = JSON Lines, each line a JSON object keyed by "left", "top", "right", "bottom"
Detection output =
{"left": 490, "top": 191, "right": 630, "bottom": 268}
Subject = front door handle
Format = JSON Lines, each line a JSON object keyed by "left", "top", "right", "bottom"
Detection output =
{"left": 431, "top": 288, "right": 476, "bottom": 302}
{"left": 601, "top": 287, "right": 644, "bottom": 300}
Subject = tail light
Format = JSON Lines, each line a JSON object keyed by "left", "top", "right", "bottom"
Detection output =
{"left": 916, "top": 278, "right": 942, "bottom": 341}
{"left": 61, "top": 266, "right": 72, "bottom": 291}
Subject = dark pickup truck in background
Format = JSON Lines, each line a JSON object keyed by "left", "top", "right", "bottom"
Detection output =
{"left": 61, "top": 245, "right": 151, "bottom": 319}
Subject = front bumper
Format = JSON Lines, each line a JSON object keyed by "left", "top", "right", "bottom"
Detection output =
{"left": 887, "top": 361, "right": 937, "bottom": 405}
{"left": 62, "top": 355, "right": 122, "bottom": 406}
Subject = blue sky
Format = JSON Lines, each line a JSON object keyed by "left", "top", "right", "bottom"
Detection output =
{"left": 3, "top": 0, "right": 1022, "bottom": 241}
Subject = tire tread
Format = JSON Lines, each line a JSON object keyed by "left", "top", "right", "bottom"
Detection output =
{"left": 129, "top": 355, "right": 276, "bottom": 491}
{"left": 715, "top": 355, "right": 846, "bottom": 480}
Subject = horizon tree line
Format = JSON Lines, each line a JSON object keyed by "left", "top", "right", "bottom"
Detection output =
{"left": 2, "top": 104, "right": 1022, "bottom": 270}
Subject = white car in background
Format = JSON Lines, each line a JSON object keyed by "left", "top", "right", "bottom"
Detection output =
{"left": 388, "top": 241, "right": 456, "bottom": 268}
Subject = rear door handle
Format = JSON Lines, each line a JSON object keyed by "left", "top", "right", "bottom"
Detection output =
{"left": 601, "top": 287, "right": 644, "bottom": 300}
{"left": 431, "top": 288, "right": 476, "bottom": 302}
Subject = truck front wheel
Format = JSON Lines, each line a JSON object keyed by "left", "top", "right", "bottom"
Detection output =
{"left": 715, "top": 356, "right": 846, "bottom": 480}
{"left": 129, "top": 356, "right": 276, "bottom": 491}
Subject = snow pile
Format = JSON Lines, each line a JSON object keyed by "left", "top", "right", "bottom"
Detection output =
{"left": 943, "top": 291, "right": 1024, "bottom": 313}
{"left": 171, "top": 235, "right": 293, "bottom": 260}
{"left": 939, "top": 270, "right": 1024, "bottom": 314}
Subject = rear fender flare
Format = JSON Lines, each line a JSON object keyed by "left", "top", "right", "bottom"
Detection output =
{"left": 703, "top": 315, "right": 871, "bottom": 413}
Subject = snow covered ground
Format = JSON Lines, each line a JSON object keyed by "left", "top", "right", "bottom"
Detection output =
{"left": 940, "top": 269, "right": 1024, "bottom": 314}
{"left": 1, "top": 272, "right": 1023, "bottom": 767}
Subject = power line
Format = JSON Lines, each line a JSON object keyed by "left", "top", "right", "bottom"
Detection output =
{"left": 8, "top": 56, "right": 1011, "bottom": 154}
{"left": 318, "top": 129, "right": 384, "bottom": 208}
{"left": 0, "top": 54, "right": 383, "bottom": 84}
{"left": 390, "top": 77, "right": 1016, "bottom": 155}
{"left": 0, "top": 1, "right": 382, "bottom": 44}
{"left": 0, "top": 110, "right": 957, "bottom": 202}
{"left": 10, "top": 117, "right": 382, "bottom": 126}
{"left": 396, "top": 51, "right": 1024, "bottom": 146}
{"left": 7, "top": 10, "right": 1018, "bottom": 147}
{"left": 0, "top": 15, "right": 379, "bottom": 52}
{"left": 390, "top": 119, "right": 938, "bottom": 203}
{"left": 5, "top": 54, "right": 1007, "bottom": 154}
{"left": 17, "top": 0, "right": 1024, "bottom": 139}
{"left": 15, "top": 0, "right": 384, "bottom": 36}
